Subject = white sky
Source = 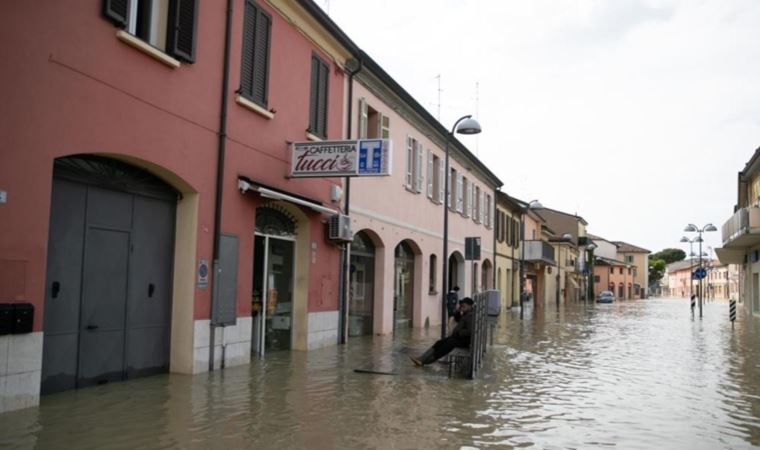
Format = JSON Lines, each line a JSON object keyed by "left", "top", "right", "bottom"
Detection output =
{"left": 322, "top": 0, "right": 760, "bottom": 257}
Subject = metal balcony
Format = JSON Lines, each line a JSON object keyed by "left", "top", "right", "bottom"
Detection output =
{"left": 522, "top": 240, "right": 556, "bottom": 265}
{"left": 721, "top": 207, "right": 760, "bottom": 248}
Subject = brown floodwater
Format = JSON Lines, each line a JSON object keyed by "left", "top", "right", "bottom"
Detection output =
{"left": 2, "top": 298, "right": 760, "bottom": 449}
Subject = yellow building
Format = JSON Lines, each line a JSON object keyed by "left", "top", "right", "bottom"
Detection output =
{"left": 495, "top": 192, "right": 523, "bottom": 309}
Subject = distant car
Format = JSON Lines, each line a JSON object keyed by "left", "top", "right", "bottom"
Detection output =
{"left": 597, "top": 291, "right": 614, "bottom": 304}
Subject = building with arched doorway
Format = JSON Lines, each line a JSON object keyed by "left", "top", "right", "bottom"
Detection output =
{"left": 0, "top": 0, "right": 355, "bottom": 412}
{"left": 346, "top": 54, "right": 502, "bottom": 336}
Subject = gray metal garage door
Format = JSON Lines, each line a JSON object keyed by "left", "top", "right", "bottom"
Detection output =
{"left": 42, "top": 156, "right": 177, "bottom": 394}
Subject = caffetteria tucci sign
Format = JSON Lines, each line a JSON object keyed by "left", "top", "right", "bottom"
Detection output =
{"left": 291, "top": 139, "right": 392, "bottom": 178}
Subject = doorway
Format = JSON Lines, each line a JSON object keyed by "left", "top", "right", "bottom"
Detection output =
{"left": 42, "top": 156, "right": 176, "bottom": 394}
{"left": 393, "top": 241, "right": 415, "bottom": 332}
{"left": 252, "top": 207, "right": 296, "bottom": 356}
{"left": 349, "top": 231, "right": 375, "bottom": 336}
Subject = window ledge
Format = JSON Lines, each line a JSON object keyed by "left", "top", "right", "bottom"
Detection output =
{"left": 116, "top": 30, "right": 180, "bottom": 69}
{"left": 306, "top": 132, "right": 323, "bottom": 142}
{"left": 236, "top": 95, "right": 275, "bottom": 119}
{"left": 429, "top": 290, "right": 439, "bottom": 296}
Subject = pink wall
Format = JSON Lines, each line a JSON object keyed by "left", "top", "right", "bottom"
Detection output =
{"left": 0, "top": 1, "right": 344, "bottom": 330}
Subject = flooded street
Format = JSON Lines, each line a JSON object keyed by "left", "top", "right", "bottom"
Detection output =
{"left": 3, "top": 298, "right": 760, "bottom": 449}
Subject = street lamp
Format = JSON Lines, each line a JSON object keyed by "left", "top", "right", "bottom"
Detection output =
{"left": 683, "top": 223, "right": 717, "bottom": 317}
{"left": 519, "top": 199, "right": 543, "bottom": 320}
{"left": 555, "top": 233, "right": 573, "bottom": 308}
{"left": 441, "top": 115, "right": 481, "bottom": 339}
{"left": 585, "top": 242, "right": 597, "bottom": 304}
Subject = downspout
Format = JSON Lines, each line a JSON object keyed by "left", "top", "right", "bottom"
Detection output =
{"left": 339, "top": 58, "right": 363, "bottom": 344}
{"left": 210, "top": 0, "right": 234, "bottom": 372}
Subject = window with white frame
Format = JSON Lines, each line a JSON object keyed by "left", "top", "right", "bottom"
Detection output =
{"left": 103, "top": 0, "right": 199, "bottom": 63}
{"left": 448, "top": 168, "right": 455, "bottom": 208}
{"left": 359, "top": 98, "right": 390, "bottom": 139}
{"left": 415, "top": 141, "right": 423, "bottom": 193}
{"left": 406, "top": 136, "right": 424, "bottom": 193}
{"left": 479, "top": 190, "right": 485, "bottom": 224}
{"left": 463, "top": 178, "right": 470, "bottom": 217}
{"left": 405, "top": 137, "right": 414, "bottom": 190}
{"left": 485, "top": 193, "right": 492, "bottom": 228}
{"left": 435, "top": 155, "right": 444, "bottom": 203}
{"left": 426, "top": 150, "right": 434, "bottom": 199}
{"left": 456, "top": 172, "right": 463, "bottom": 213}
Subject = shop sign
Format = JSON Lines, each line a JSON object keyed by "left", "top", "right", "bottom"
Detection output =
{"left": 291, "top": 139, "right": 391, "bottom": 178}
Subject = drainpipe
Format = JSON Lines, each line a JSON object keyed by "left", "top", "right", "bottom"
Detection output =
{"left": 210, "top": 0, "right": 234, "bottom": 372}
{"left": 339, "top": 58, "right": 363, "bottom": 344}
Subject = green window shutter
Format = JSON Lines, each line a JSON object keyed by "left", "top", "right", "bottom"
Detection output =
{"left": 167, "top": 0, "right": 198, "bottom": 63}
{"left": 103, "top": 0, "right": 130, "bottom": 27}
{"left": 241, "top": 1, "right": 271, "bottom": 106}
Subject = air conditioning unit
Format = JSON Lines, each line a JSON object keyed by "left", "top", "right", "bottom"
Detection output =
{"left": 328, "top": 214, "right": 353, "bottom": 243}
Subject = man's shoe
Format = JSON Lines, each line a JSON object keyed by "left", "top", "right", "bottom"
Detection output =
{"left": 409, "top": 355, "right": 423, "bottom": 367}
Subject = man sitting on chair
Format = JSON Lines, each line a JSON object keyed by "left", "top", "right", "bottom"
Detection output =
{"left": 410, "top": 297, "right": 474, "bottom": 366}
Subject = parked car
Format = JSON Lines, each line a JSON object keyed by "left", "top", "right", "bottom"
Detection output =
{"left": 597, "top": 291, "right": 615, "bottom": 304}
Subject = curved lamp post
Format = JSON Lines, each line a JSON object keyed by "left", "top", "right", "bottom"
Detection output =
{"left": 441, "top": 115, "right": 481, "bottom": 339}
{"left": 555, "top": 233, "right": 573, "bottom": 308}
{"left": 519, "top": 199, "right": 543, "bottom": 320}
{"left": 683, "top": 223, "right": 717, "bottom": 317}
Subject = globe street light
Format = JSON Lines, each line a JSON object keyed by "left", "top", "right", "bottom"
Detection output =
{"left": 441, "top": 115, "right": 481, "bottom": 339}
{"left": 519, "top": 199, "right": 543, "bottom": 320}
{"left": 683, "top": 223, "right": 717, "bottom": 317}
{"left": 556, "top": 233, "right": 573, "bottom": 308}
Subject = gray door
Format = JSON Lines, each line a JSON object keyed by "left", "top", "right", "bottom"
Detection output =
{"left": 125, "top": 196, "right": 174, "bottom": 378}
{"left": 78, "top": 226, "right": 131, "bottom": 387}
{"left": 42, "top": 165, "right": 176, "bottom": 394}
{"left": 41, "top": 179, "right": 86, "bottom": 394}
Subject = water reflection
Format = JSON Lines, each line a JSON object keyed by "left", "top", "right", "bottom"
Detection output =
{"left": 4, "top": 300, "right": 760, "bottom": 448}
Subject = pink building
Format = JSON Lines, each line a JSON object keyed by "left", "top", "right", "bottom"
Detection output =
{"left": 345, "top": 55, "right": 501, "bottom": 336}
{"left": 593, "top": 256, "right": 637, "bottom": 299}
{"left": 0, "top": 0, "right": 355, "bottom": 412}
{"left": 666, "top": 260, "right": 700, "bottom": 298}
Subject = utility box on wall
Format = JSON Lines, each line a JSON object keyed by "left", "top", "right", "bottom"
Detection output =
{"left": 0, "top": 303, "right": 33, "bottom": 334}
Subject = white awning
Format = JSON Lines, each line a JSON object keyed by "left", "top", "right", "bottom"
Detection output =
{"left": 238, "top": 177, "right": 339, "bottom": 216}
{"left": 715, "top": 247, "right": 745, "bottom": 265}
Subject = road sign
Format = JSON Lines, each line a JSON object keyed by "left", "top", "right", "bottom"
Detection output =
{"left": 692, "top": 267, "right": 707, "bottom": 280}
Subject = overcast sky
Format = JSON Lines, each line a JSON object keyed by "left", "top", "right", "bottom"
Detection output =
{"left": 323, "top": 0, "right": 760, "bottom": 257}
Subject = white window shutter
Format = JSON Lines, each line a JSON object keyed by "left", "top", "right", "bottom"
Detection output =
{"left": 415, "top": 142, "right": 423, "bottom": 193}
{"left": 380, "top": 113, "right": 390, "bottom": 139}
{"left": 456, "top": 173, "right": 463, "bottom": 212}
{"left": 405, "top": 136, "right": 413, "bottom": 189}
{"left": 465, "top": 181, "right": 471, "bottom": 217}
{"left": 426, "top": 150, "right": 433, "bottom": 198}
{"left": 358, "top": 98, "right": 368, "bottom": 139}
{"left": 438, "top": 158, "right": 444, "bottom": 203}
{"left": 447, "top": 169, "right": 453, "bottom": 208}
{"left": 480, "top": 190, "right": 485, "bottom": 224}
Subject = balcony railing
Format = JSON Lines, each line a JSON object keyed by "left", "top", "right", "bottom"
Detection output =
{"left": 722, "top": 207, "right": 760, "bottom": 248}
{"left": 523, "top": 240, "right": 555, "bottom": 265}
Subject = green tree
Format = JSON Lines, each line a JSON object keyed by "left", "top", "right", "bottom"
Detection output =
{"left": 651, "top": 248, "right": 686, "bottom": 264}
{"left": 649, "top": 258, "right": 667, "bottom": 285}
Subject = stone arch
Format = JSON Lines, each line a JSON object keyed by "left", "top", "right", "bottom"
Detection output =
{"left": 448, "top": 250, "right": 465, "bottom": 293}
{"left": 482, "top": 258, "right": 493, "bottom": 290}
